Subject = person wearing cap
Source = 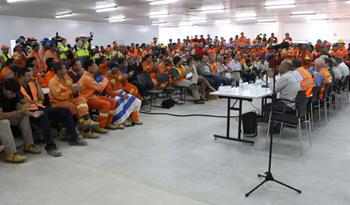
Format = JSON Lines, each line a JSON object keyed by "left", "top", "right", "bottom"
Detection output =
{"left": 332, "top": 39, "right": 348, "bottom": 58}
{"left": 283, "top": 32, "right": 293, "bottom": 43}
{"left": 0, "top": 44, "right": 12, "bottom": 63}
{"left": 44, "top": 39, "right": 60, "bottom": 65}
{"left": 28, "top": 41, "right": 46, "bottom": 73}
{"left": 75, "top": 34, "right": 90, "bottom": 65}
{"left": 57, "top": 37, "right": 69, "bottom": 61}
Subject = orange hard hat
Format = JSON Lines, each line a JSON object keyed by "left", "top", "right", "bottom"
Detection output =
{"left": 27, "top": 35, "right": 37, "bottom": 41}
{"left": 1, "top": 44, "right": 9, "bottom": 50}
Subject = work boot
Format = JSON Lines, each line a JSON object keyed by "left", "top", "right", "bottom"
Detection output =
{"left": 83, "top": 130, "right": 100, "bottom": 139}
{"left": 4, "top": 153, "right": 26, "bottom": 163}
{"left": 95, "top": 127, "right": 108, "bottom": 134}
{"left": 23, "top": 145, "right": 42, "bottom": 154}
{"left": 132, "top": 120, "right": 143, "bottom": 125}
{"left": 106, "top": 124, "right": 118, "bottom": 130}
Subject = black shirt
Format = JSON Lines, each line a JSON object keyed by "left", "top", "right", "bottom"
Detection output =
{"left": 0, "top": 86, "right": 23, "bottom": 112}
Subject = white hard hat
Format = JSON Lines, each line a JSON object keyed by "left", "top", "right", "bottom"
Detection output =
{"left": 80, "top": 34, "right": 87, "bottom": 38}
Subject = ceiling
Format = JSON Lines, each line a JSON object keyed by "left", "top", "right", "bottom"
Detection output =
{"left": 1, "top": 0, "right": 350, "bottom": 27}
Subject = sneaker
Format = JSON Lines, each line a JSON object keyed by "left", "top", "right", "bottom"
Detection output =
{"left": 24, "top": 145, "right": 42, "bottom": 154}
{"left": 4, "top": 153, "right": 26, "bottom": 163}
{"left": 106, "top": 124, "right": 118, "bottom": 130}
{"left": 69, "top": 138, "right": 87, "bottom": 146}
{"left": 83, "top": 131, "right": 100, "bottom": 139}
{"left": 95, "top": 127, "right": 108, "bottom": 134}
{"left": 133, "top": 120, "right": 143, "bottom": 125}
{"left": 46, "top": 149, "right": 62, "bottom": 157}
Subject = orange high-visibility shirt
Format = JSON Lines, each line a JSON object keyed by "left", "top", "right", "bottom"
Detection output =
{"left": 48, "top": 74, "right": 74, "bottom": 104}
{"left": 28, "top": 50, "right": 46, "bottom": 73}
{"left": 36, "top": 70, "right": 55, "bottom": 88}
{"left": 0, "top": 66, "right": 13, "bottom": 82}
{"left": 44, "top": 50, "right": 60, "bottom": 65}
{"left": 78, "top": 71, "right": 109, "bottom": 99}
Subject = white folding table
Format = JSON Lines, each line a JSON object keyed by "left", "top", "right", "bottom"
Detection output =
{"left": 210, "top": 85, "right": 272, "bottom": 145}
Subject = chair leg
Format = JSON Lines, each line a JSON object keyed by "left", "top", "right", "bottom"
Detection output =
{"left": 298, "top": 119, "right": 302, "bottom": 156}
{"left": 318, "top": 101, "right": 321, "bottom": 127}
{"left": 324, "top": 101, "right": 327, "bottom": 124}
{"left": 278, "top": 123, "right": 284, "bottom": 141}
{"left": 308, "top": 120, "right": 312, "bottom": 147}
{"left": 310, "top": 107, "right": 314, "bottom": 131}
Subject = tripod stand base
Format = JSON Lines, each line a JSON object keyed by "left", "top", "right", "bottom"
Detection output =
{"left": 245, "top": 172, "right": 302, "bottom": 197}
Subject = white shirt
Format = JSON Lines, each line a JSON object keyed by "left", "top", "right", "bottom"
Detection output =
{"left": 257, "top": 61, "right": 269, "bottom": 71}
{"left": 269, "top": 71, "right": 301, "bottom": 101}
{"left": 333, "top": 67, "right": 342, "bottom": 80}
{"left": 227, "top": 60, "right": 241, "bottom": 71}
{"left": 336, "top": 62, "right": 349, "bottom": 78}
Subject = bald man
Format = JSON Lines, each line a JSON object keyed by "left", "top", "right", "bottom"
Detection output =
{"left": 263, "top": 60, "right": 301, "bottom": 123}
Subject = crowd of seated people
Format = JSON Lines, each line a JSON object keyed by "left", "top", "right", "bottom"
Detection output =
{"left": 0, "top": 32, "right": 349, "bottom": 163}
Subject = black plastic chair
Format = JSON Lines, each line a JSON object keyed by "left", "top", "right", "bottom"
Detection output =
{"left": 266, "top": 91, "right": 311, "bottom": 155}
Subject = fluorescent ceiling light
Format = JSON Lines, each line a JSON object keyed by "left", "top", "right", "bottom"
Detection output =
{"left": 149, "top": 10, "right": 168, "bottom": 16}
{"left": 6, "top": 0, "right": 27, "bottom": 3}
{"left": 149, "top": 0, "right": 179, "bottom": 5}
{"left": 346, "top": 0, "right": 350, "bottom": 4}
{"left": 200, "top": 5, "right": 224, "bottom": 11}
{"left": 108, "top": 15, "right": 125, "bottom": 20}
{"left": 257, "top": 19, "right": 276, "bottom": 23}
{"left": 264, "top": 0, "right": 295, "bottom": 6}
{"left": 96, "top": 7, "right": 118, "bottom": 12}
{"left": 306, "top": 14, "right": 327, "bottom": 20}
{"left": 55, "top": 13, "right": 73, "bottom": 18}
{"left": 290, "top": 11, "right": 316, "bottom": 17}
{"left": 200, "top": 9, "right": 226, "bottom": 14}
{"left": 190, "top": 20, "right": 208, "bottom": 24}
{"left": 236, "top": 17, "right": 257, "bottom": 21}
{"left": 109, "top": 18, "right": 126, "bottom": 23}
{"left": 264, "top": 0, "right": 296, "bottom": 9}
{"left": 95, "top": 3, "right": 117, "bottom": 9}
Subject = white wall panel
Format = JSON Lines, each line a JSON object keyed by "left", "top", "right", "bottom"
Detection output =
{"left": 0, "top": 15, "right": 159, "bottom": 47}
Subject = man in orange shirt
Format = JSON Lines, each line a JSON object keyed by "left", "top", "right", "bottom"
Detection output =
{"left": 49, "top": 62, "right": 99, "bottom": 139}
{"left": 12, "top": 44, "right": 26, "bottom": 67}
{"left": 105, "top": 67, "right": 142, "bottom": 128}
{"left": 78, "top": 59, "right": 118, "bottom": 134}
{"left": 36, "top": 58, "right": 55, "bottom": 88}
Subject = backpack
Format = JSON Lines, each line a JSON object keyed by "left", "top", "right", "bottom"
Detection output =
{"left": 161, "top": 99, "right": 176, "bottom": 109}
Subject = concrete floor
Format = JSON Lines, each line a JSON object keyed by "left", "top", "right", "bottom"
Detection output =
{"left": 0, "top": 99, "right": 349, "bottom": 205}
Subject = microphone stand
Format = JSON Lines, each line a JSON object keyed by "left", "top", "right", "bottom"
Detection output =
{"left": 245, "top": 48, "right": 302, "bottom": 197}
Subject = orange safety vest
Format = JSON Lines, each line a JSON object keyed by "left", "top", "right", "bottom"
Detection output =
{"left": 297, "top": 67, "right": 315, "bottom": 97}
{"left": 172, "top": 65, "right": 186, "bottom": 84}
{"left": 20, "top": 82, "right": 45, "bottom": 111}
{"left": 319, "top": 68, "right": 332, "bottom": 100}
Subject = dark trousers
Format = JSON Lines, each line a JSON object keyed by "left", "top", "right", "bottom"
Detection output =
{"left": 30, "top": 107, "right": 78, "bottom": 150}
{"left": 262, "top": 102, "right": 295, "bottom": 122}
{"left": 205, "top": 75, "right": 223, "bottom": 89}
